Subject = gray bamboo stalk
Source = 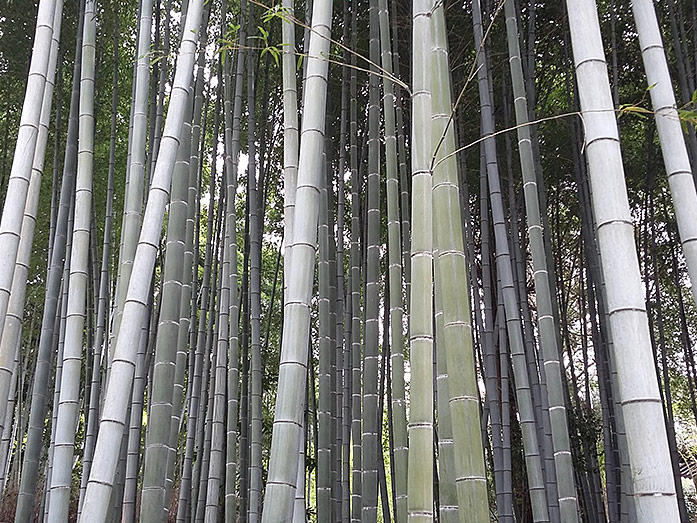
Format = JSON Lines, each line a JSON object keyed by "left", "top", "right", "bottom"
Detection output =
{"left": 45, "top": 272, "right": 69, "bottom": 523}
{"left": 377, "top": 1, "right": 407, "bottom": 520}
{"left": 281, "top": 0, "right": 298, "bottom": 286}
{"left": 205, "top": 225, "right": 230, "bottom": 523}
{"left": 0, "top": 0, "right": 61, "bottom": 343}
{"left": 47, "top": 59, "right": 64, "bottom": 265}
{"left": 566, "top": 0, "right": 681, "bottom": 520}
{"left": 121, "top": 306, "right": 154, "bottom": 523}
{"left": 318, "top": 162, "right": 332, "bottom": 521}
{"left": 14, "top": 2, "right": 82, "bottom": 517}
{"left": 476, "top": 144, "right": 511, "bottom": 523}
{"left": 349, "top": 1, "right": 362, "bottom": 519}
{"left": 0, "top": 0, "right": 63, "bottom": 440}
{"left": 46, "top": 1, "right": 96, "bottom": 518}
{"left": 147, "top": 0, "right": 170, "bottom": 183}
{"left": 223, "top": 0, "right": 246, "bottom": 517}
{"left": 497, "top": 287, "right": 514, "bottom": 523}
{"left": 362, "top": 3, "right": 381, "bottom": 521}
{"left": 178, "top": 144, "right": 221, "bottom": 523}
{"left": 332, "top": 107, "right": 345, "bottom": 523}
{"left": 279, "top": 0, "right": 301, "bottom": 502}
{"left": 631, "top": 0, "right": 697, "bottom": 309}
{"left": 280, "top": 13, "right": 300, "bottom": 498}
{"left": 261, "top": 0, "right": 334, "bottom": 518}
{"left": 79, "top": 7, "right": 119, "bottom": 511}
{"left": 247, "top": 6, "right": 263, "bottom": 517}
{"left": 471, "top": 0, "right": 549, "bottom": 520}
{"left": 407, "top": 0, "right": 434, "bottom": 521}
{"left": 389, "top": 0, "right": 411, "bottom": 304}
{"left": 328, "top": 171, "right": 341, "bottom": 523}
{"left": 191, "top": 220, "right": 222, "bottom": 522}
{"left": 338, "top": 5, "right": 351, "bottom": 519}
{"left": 168, "top": 7, "right": 212, "bottom": 506}
{"left": 203, "top": 82, "right": 226, "bottom": 523}
{"left": 430, "top": 3, "right": 489, "bottom": 521}
{"left": 502, "top": 0, "right": 579, "bottom": 519}
{"left": 111, "top": 0, "right": 154, "bottom": 357}
{"left": 77, "top": 1, "right": 205, "bottom": 519}
{"left": 293, "top": 399, "right": 308, "bottom": 523}
{"left": 195, "top": 329, "right": 218, "bottom": 523}
{"left": 139, "top": 97, "right": 193, "bottom": 522}
{"left": 0, "top": 340, "right": 19, "bottom": 495}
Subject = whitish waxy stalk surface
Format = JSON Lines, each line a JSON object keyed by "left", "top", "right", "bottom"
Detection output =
{"left": 46, "top": 1, "right": 96, "bottom": 519}
{"left": 631, "top": 0, "right": 697, "bottom": 310}
{"left": 566, "top": 0, "right": 681, "bottom": 521}
{"left": 0, "top": 0, "right": 61, "bottom": 346}
{"left": 261, "top": 0, "right": 334, "bottom": 519}
{"left": 78, "top": 1, "right": 205, "bottom": 519}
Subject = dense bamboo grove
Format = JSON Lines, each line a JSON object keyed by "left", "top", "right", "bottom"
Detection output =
{"left": 2, "top": 0, "right": 697, "bottom": 522}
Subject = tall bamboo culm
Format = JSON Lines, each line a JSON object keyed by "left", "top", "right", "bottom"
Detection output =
{"left": 0, "top": 0, "right": 63, "bottom": 443}
{"left": 77, "top": 1, "right": 205, "bottom": 519}
{"left": 377, "top": 1, "right": 408, "bottom": 520}
{"left": 566, "top": 0, "right": 681, "bottom": 521}
{"left": 46, "top": 1, "right": 96, "bottom": 519}
{"left": 502, "top": 0, "right": 580, "bottom": 519}
{"left": 0, "top": 0, "right": 61, "bottom": 344}
{"left": 407, "top": 0, "right": 434, "bottom": 521}
{"left": 362, "top": 1, "right": 381, "bottom": 521}
{"left": 261, "top": 0, "right": 333, "bottom": 519}
{"left": 471, "top": 0, "right": 550, "bottom": 520}
{"left": 111, "top": 0, "right": 153, "bottom": 356}
{"left": 631, "top": 0, "right": 697, "bottom": 311}
{"left": 430, "top": 3, "right": 489, "bottom": 521}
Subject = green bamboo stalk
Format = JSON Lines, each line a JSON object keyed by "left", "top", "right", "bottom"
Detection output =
{"left": 195, "top": 323, "right": 218, "bottom": 523}
{"left": 430, "top": 3, "right": 489, "bottom": 521}
{"left": 247, "top": 4, "right": 264, "bottom": 516}
{"left": 389, "top": 0, "right": 411, "bottom": 306}
{"left": 205, "top": 222, "right": 230, "bottom": 523}
{"left": 408, "top": 0, "right": 434, "bottom": 520}
{"left": 338, "top": 5, "right": 351, "bottom": 520}
{"left": 318, "top": 162, "right": 332, "bottom": 521}
{"left": 223, "top": 0, "right": 247, "bottom": 517}
{"left": 190, "top": 213, "right": 222, "bottom": 522}
{"left": 177, "top": 132, "right": 221, "bottom": 523}
{"left": 139, "top": 87, "right": 192, "bottom": 523}
{"left": 203, "top": 78, "right": 227, "bottom": 523}
{"left": 434, "top": 278, "right": 458, "bottom": 523}
{"left": 349, "top": 1, "right": 362, "bottom": 519}
{"left": 376, "top": 1, "right": 407, "bottom": 520}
